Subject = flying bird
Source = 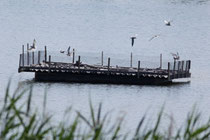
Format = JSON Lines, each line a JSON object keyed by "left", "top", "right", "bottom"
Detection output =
{"left": 164, "top": 20, "right": 173, "bottom": 26}
{"left": 130, "top": 34, "right": 137, "bottom": 47}
{"left": 149, "top": 34, "right": 160, "bottom": 41}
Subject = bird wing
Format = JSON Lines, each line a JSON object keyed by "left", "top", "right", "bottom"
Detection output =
{"left": 67, "top": 46, "right": 71, "bottom": 53}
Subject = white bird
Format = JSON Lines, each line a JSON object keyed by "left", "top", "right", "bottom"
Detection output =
{"left": 149, "top": 34, "right": 160, "bottom": 41}
{"left": 164, "top": 20, "right": 173, "bottom": 26}
{"left": 60, "top": 50, "right": 65, "bottom": 53}
{"left": 67, "top": 46, "right": 71, "bottom": 56}
{"left": 28, "top": 39, "right": 36, "bottom": 51}
{"left": 130, "top": 34, "right": 138, "bottom": 47}
{"left": 171, "top": 52, "right": 180, "bottom": 61}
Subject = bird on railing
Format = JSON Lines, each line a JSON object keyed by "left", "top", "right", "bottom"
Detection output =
{"left": 149, "top": 34, "right": 160, "bottom": 41}
{"left": 130, "top": 34, "right": 137, "bottom": 47}
{"left": 67, "top": 46, "right": 71, "bottom": 56}
{"left": 171, "top": 52, "right": 180, "bottom": 61}
{"left": 164, "top": 20, "right": 173, "bottom": 26}
{"left": 28, "top": 39, "right": 36, "bottom": 51}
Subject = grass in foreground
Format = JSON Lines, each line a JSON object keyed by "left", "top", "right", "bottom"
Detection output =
{"left": 0, "top": 82, "right": 210, "bottom": 140}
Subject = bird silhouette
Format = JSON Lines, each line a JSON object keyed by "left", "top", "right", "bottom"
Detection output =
{"left": 171, "top": 52, "right": 180, "bottom": 61}
{"left": 67, "top": 46, "right": 71, "bottom": 56}
{"left": 164, "top": 20, "right": 173, "bottom": 26}
{"left": 28, "top": 39, "right": 36, "bottom": 51}
{"left": 149, "top": 34, "right": 160, "bottom": 41}
{"left": 130, "top": 34, "right": 137, "bottom": 47}
{"left": 60, "top": 50, "right": 65, "bottom": 53}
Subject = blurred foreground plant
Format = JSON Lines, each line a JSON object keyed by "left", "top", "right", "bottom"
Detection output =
{"left": 0, "top": 82, "right": 210, "bottom": 140}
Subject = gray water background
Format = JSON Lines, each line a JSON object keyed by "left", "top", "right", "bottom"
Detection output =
{"left": 0, "top": 0, "right": 210, "bottom": 131}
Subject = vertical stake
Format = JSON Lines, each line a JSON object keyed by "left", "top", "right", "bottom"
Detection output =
{"left": 168, "top": 62, "right": 171, "bottom": 81}
{"left": 108, "top": 57, "right": 110, "bottom": 73}
{"left": 49, "top": 55, "right": 51, "bottom": 72}
{"left": 27, "top": 51, "right": 29, "bottom": 65}
{"left": 130, "top": 52, "right": 133, "bottom": 67}
{"left": 19, "top": 54, "right": 22, "bottom": 67}
{"left": 160, "top": 53, "right": 162, "bottom": 69}
{"left": 22, "top": 45, "right": 24, "bottom": 66}
{"left": 38, "top": 51, "right": 41, "bottom": 64}
{"left": 137, "top": 61, "right": 140, "bottom": 78}
{"left": 78, "top": 56, "right": 80, "bottom": 70}
{"left": 27, "top": 43, "right": 29, "bottom": 51}
{"left": 178, "top": 61, "right": 181, "bottom": 78}
{"left": 101, "top": 51, "right": 104, "bottom": 66}
{"left": 45, "top": 46, "right": 47, "bottom": 62}
{"left": 32, "top": 52, "right": 34, "bottom": 64}
{"left": 72, "top": 49, "right": 75, "bottom": 63}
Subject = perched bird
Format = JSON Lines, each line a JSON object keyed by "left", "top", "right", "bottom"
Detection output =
{"left": 28, "top": 39, "right": 36, "bottom": 51}
{"left": 130, "top": 34, "right": 137, "bottom": 47}
{"left": 164, "top": 20, "right": 172, "bottom": 26}
{"left": 171, "top": 52, "right": 180, "bottom": 61}
{"left": 67, "top": 46, "right": 71, "bottom": 56}
{"left": 149, "top": 34, "right": 160, "bottom": 41}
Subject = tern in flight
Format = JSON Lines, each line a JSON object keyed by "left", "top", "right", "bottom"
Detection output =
{"left": 164, "top": 20, "right": 173, "bottom": 26}
{"left": 149, "top": 34, "right": 160, "bottom": 41}
{"left": 130, "top": 34, "right": 137, "bottom": 47}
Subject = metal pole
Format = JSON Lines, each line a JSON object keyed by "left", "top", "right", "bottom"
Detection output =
{"left": 27, "top": 43, "right": 29, "bottom": 51}
{"left": 19, "top": 54, "right": 22, "bottom": 67}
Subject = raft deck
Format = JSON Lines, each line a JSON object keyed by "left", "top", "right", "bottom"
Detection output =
{"left": 18, "top": 46, "right": 191, "bottom": 85}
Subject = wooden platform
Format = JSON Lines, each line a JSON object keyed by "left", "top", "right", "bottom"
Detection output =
{"left": 18, "top": 46, "right": 191, "bottom": 85}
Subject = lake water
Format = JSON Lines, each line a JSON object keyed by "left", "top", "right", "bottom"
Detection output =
{"left": 0, "top": 0, "right": 210, "bottom": 131}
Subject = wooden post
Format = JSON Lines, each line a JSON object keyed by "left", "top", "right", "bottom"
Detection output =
{"left": 49, "top": 55, "right": 51, "bottom": 72}
{"left": 32, "top": 51, "right": 34, "bottom": 64}
{"left": 19, "top": 54, "right": 22, "bottom": 67}
{"left": 27, "top": 51, "right": 29, "bottom": 65}
{"left": 38, "top": 51, "right": 41, "bottom": 64}
{"left": 45, "top": 46, "right": 47, "bottom": 62}
{"left": 173, "top": 60, "right": 176, "bottom": 76}
{"left": 130, "top": 52, "right": 133, "bottom": 67}
{"left": 177, "top": 61, "right": 181, "bottom": 78}
{"left": 78, "top": 56, "right": 80, "bottom": 69}
{"left": 137, "top": 61, "right": 140, "bottom": 78}
{"left": 188, "top": 60, "right": 191, "bottom": 71}
{"left": 168, "top": 62, "right": 171, "bottom": 81}
{"left": 160, "top": 53, "right": 162, "bottom": 69}
{"left": 27, "top": 43, "right": 29, "bottom": 51}
{"left": 101, "top": 51, "right": 103, "bottom": 66}
{"left": 22, "top": 45, "right": 24, "bottom": 66}
{"left": 181, "top": 61, "right": 184, "bottom": 72}
{"left": 72, "top": 49, "right": 75, "bottom": 63}
{"left": 108, "top": 57, "right": 110, "bottom": 73}
{"left": 185, "top": 61, "right": 188, "bottom": 72}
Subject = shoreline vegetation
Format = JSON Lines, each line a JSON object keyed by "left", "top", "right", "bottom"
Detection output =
{"left": 1, "top": 82, "right": 210, "bottom": 140}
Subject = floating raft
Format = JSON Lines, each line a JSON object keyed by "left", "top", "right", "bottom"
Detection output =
{"left": 18, "top": 46, "right": 191, "bottom": 85}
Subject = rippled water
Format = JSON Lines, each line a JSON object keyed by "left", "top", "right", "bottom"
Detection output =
{"left": 0, "top": 0, "right": 210, "bottom": 131}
